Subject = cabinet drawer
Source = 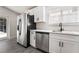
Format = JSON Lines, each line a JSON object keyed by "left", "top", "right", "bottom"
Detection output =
{"left": 50, "top": 33, "right": 79, "bottom": 42}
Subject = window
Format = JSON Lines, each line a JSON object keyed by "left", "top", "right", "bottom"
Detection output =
{"left": 0, "top": 17, "right": 6, "bottom": 32}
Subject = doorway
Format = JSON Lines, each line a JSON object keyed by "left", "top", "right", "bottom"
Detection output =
{"left": 0, "top": 17, "right": 7, "bottom": 40}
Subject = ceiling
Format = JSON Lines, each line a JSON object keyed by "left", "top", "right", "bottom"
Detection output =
{"left": 5, "top": 6, "right": 34, "bottom": 14}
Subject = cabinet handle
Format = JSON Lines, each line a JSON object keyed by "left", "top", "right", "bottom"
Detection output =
{"left": 62, "top": 42, "right": 64, "bottom": 47}
{"left": 59, "top": 41, "right": 61, "bottom": 47}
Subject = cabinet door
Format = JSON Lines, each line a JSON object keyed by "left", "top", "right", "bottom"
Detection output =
{"left": 62, "top": 7, "right": 78, "bottom": 23}
{"left": 49, "top": 39, "right": 61, "bottom": 53}
{"left": 41, "top": 33, "right": 49, "bottom": 52}
{"left": 61, "top": 40, "right": 79, "bottom": 53}
{"left": 49, "top": 11, "right": 61, "bottom": 24}
{"left": 62, "top": 13, "right": 77, "bottom": 23}
{"left": 34, "top": 7, "right": 39, "bottom": 22}
{"left": 36, "top": 32, "right": 42, "bottom": 49}
{"left": 38, "top": 7, "right": 44, "bottom": 22}
{"left": 34, "top": 7, "right": 45, "bottom": 22}
{"left": 30, "top": 31, "right": 36, "bottom": 47}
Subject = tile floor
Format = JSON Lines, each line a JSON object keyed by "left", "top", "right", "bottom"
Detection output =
{"left": 0, "top": 38, "right": 43, "bottom": 53}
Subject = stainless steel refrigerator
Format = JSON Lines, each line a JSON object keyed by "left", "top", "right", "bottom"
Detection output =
{"left": 17, "top": 13, "right": 36, "bottom": 47}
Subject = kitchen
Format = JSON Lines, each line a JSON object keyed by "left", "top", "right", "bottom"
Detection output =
{"left": 0, "top": 6, "right": 79, "bottom": 53}
{"left": 17, "top": 6, "right": 79, "bottom": 53}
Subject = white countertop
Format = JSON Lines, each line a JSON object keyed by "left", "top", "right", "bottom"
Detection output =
{"left": 52, "top": 31, "right": 79, "bottom": 36}
{"left": 30, "top": 29, "right": 52, "bottom": 33}
{"left": 30, "top": 29, "right": 79, "bottom": 35}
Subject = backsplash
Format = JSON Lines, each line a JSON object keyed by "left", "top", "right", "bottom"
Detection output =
{"left": 63, "top": 22, "right": 79, "bottom": 32}
{"left": 36, "top": 22, "right": 60, "bottom": 31}
{"left": 36, "top": 22, "right": 79, "bottom": 32}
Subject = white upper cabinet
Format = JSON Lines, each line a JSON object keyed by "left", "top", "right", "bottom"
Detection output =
{"left": 49, "top": 11, "right": 61, "bottom": 24}
{"left": 29, "top": 6, "right": 46, "bottom": 23}
{"left": 48, "top": 7, "right": 79, "bottom": 24}
{"left": 61, "top": 7, "right": 78, "bottom": 23}
{"left": 29, "top": 7, "right": 79, "bottom": 24}
{"left": 48, "top": 7, "right": 62, "bottom": 24}
{"left": 34, "top": 7, "right": 46, "bottom": 22}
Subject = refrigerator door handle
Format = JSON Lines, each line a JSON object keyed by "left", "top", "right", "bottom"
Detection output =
{"left": 19, "top": 19, "right": 22, "bottom": 35}
{"left": 17, "top": 25, "right": 19, "bottom": 31}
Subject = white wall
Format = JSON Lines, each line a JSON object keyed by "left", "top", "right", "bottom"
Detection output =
{"left": 0, "top": 7, "right": 18, "bottom": 39}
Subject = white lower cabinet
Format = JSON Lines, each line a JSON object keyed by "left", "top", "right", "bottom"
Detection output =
{"left": 49, "top": 33, "right": 79, "bottom": 53}
{"left": 30, "top": 30, "right": 36, "bottom": 48}
{"left": 49, "top": 39, "right": 61, "bottom": 53}
{"left": 61, "top": 40, "right": 79, "bottom": 53}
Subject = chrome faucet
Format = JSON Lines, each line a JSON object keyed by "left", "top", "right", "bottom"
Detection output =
{"left": 59, "top": 22, "right": 64, "bottom": 31}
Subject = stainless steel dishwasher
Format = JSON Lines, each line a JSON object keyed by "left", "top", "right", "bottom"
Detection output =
{"left": 36, "top": 32, "right": 49, "bottom": 52}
